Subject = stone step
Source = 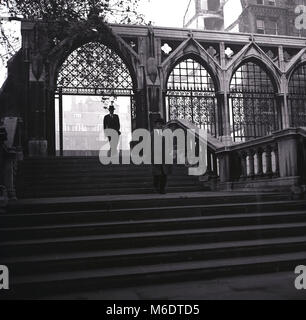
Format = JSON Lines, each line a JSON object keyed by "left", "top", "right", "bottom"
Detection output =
{"left": 7, "top": 199, "right": 301, "bottom": 227}
{"left": 8, "top": 251, "right": 306, "bottom": 298}
{"left": 6, "top": 193, "right": 291, "bottom": 214}
{"left": 4, "top": 236, "right": 306, "bottom": 276}
{"left": 1, "top": 210, "right": 306, "bottom": 241}
{"left": 2, "top": 221, "right": 306, "bottom": 257}
{"left": 17, "top": 178, "right": 198, "bottom": 189}
{"left": 17, "top": 186, "right": 203, "bottom": 199}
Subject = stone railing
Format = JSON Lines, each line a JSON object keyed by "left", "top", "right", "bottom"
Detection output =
{"left": 165, "top": 120, "right": 306, "bottom": 194}
{"left": 217, "top": 128, "right": 306, "bottom": 193}
{"left": 0, "top": 117, "right": 23, "bottom": 203}
{"left": 216, "top": 135, "right": 280, "bottom": 190}
{"left": 165, "top": 119, "right": 224, "bottom": 189}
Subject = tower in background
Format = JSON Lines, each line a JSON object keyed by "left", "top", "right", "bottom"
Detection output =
{"left": 183, "top": 0, "right": 225, "bottom": 30}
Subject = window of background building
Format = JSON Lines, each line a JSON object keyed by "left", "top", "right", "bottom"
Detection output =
{"left": 270, "top": 21, "right": 278, "bottom": 35}
{"left": 256, "top": 19, "right": 265, "bottom": 34}
{"left": 268, "top": 0, "right": 276, "bottom": 5}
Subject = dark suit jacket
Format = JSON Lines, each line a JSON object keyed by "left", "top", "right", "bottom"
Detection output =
{"left": 150, "top": 130, "right": 173, "bottom": 176}
{"left": 103, "top": 114, "right": 121, "bottom": 134}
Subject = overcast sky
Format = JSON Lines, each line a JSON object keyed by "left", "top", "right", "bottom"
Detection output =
{"left": 138, "top": 0, "right": 191, "bottom": 27}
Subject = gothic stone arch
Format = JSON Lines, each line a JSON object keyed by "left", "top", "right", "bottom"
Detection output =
{"left": 45, "top": 21, "right": 143, "bottom": 155}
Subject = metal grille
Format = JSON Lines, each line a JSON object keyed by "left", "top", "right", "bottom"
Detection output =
{"left": 167, "top": 59, "right": 217, "bottom": 136}
{"left": 57, "top": 42, "right": 134, "bottom": 96}
{"left": 229, "top": 62, "right": 279, "bottom": 142}
{"left": 288, "top": 63, "right": 306, "bottom": 127}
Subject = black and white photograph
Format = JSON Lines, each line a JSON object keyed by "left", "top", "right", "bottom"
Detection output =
{"left": 0, "top": 0, "right": 306, "bottom": 303}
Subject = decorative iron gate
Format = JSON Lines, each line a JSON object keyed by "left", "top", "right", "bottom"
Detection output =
{"left": 166, "top": 58, "right": 217, "bottom": 137}
{"left": 229, "top": 61, "right": 279, "bottom": 142}
{"left": 55, "top": 42, "right": 135, "bottom": 155}
{"left": 288, "top": 63, "right": 306, "bottom": 127}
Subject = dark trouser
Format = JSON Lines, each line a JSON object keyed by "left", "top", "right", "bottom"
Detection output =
{"left": 107, "top": 134, "right": 119, "bottom": 156}
{"left": 153, "top": 174, "right": 168, "bottom": 193}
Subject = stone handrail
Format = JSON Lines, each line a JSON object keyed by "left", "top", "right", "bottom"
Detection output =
{"left": 165, "top": 120, "right": 306, "bottom": 193}
{"left": 216, "top": 134, "right": 279, "bottom": 183}
{"left": 165, "top": 119, "right": 225, "bottom": 178}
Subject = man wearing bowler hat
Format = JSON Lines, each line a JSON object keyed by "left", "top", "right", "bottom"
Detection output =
{"left": 104, "top": 104, "right": 121, "bottom": 156}
{"left": 151, "top": 117, "right": 172, "bottom": 194}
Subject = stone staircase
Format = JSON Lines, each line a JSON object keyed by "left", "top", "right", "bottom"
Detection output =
{"left": 16, "top": 157, "right": 202, "bottom": 198}
{"left": 1, "top": 187, "right": 306, "bottom": 298}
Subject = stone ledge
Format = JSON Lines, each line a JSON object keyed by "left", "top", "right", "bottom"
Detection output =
{"left": 217, "top": 176, "right": 300, "bottom": 193}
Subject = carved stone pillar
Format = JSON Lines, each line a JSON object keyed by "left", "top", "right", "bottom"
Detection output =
{"left": 218, "top": 151, "right": 231, "bottom": 183}
{"left": 273, "top": 144, "right": 280, "bottom": 176}
{"left": 28, "top": 53, "right": 48, "bottom": 157}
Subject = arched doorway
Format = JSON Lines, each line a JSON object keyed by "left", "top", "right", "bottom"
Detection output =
{"left": 55, "top": 42, "right": 136, "bottom": 156}
{"left": 166, "top": 58, "right": 218, "bottom": 137}
{"left": 229, "top": 61, "right": 279, "bottom": 142}
{"left": 288, "top": 63, "right": 306, "bottom": 127}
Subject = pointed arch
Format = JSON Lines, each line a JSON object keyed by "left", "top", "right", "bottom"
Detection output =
{"left": 165, "top": 55, "right": 218, "bottom": 137}
{"left": 229, "top": 59, "right": 280, "bottom": 142}
{"left": 288, "top": 62, "right": 306, "bottom": 127}
{"left": 226, "top": 43, "right": 281, "bottom": 93}
{"left": 57, "top": 42, "right": 134, "bottom": 95}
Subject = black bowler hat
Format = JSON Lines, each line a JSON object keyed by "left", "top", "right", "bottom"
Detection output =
{"left": 108, "top": 105, "right": 115, "bottom": 111}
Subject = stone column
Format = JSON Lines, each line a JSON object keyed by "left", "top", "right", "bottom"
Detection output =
{"left": 219, "top": 42, "right": 232, "bottom": 146}
{"left": 0, "top": 127, "right": 16, "bottom": 202}
{"left": 217, "top": 150, "right": 231, "bottom": 183}
{"left": 28, "top": 64, "right": 48, "bottom": 157}
{"left": 278, "top": 46, "right": 290, "bottom": 129}
{"left": 25, "top": 22, "right": 48, "bottom": 157}
{"left": 135, "top": 88, "right": 148, "bottom": 130}
{"left": 0, "top": 127, "right": 8, "bottom": 211}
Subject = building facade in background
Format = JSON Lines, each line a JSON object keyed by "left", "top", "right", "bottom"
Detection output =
{"left": 225, "top": 0, "right": 306, "bottom": 36}
{"left": 184, "top": 0, "right": 306, "bottom": 36}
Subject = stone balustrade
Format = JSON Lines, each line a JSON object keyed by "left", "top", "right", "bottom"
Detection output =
{"left": 166, "top": 120, "right": 306, "bottom": 194}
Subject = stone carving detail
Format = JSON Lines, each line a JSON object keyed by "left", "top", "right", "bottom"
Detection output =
{"left": 266, "top": 50, "right": 275, "bottom": 60}
{"left": 225, "top": 47, "right": 234, "bottom": 58}
{"left": 31, "top": 52, "right": 44, "bottom": 81}
{"left": 147, "top": 57, "right": 158, "bottom": 84}
{"left": 283, "top": 50, "right": 291, "bottom": 62}
{"left": 161, "top": 43, "right": 173, "bottom": 55}
{"left": 207, "top": 46, "right": 217, "bottom": 58}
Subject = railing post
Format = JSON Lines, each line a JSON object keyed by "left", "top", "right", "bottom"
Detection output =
{"left": 207, "top": 150, "right": 212, "bottom": 173}
{"left": 217, "top": 150, "right": 231, "bottom": 183}
{"left": 273, "top": 144, "right": 280, "bottom": 176}
{"left": 212, "top": 154, "right": 218, "bottom": 176}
